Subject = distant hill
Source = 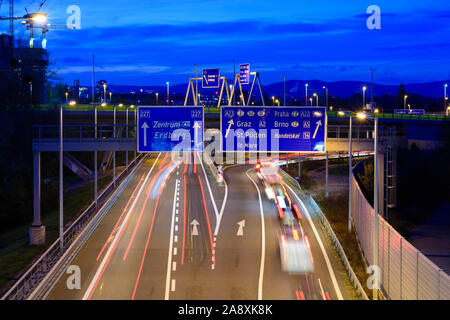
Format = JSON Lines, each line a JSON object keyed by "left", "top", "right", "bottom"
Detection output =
{"left": 108, "top": 80, "right": 449, "bottom": 98}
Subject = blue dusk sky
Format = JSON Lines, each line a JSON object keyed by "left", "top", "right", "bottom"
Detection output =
{"left": 1, "top": 0, "right": 449, "bottom": 86}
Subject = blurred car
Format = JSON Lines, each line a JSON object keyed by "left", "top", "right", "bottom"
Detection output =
{"left": 278, "top": 224, "right": 314, "bottom": 274}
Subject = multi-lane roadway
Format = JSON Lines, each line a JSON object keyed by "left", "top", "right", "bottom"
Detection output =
{"left": 45, "top": 152, "right": 357, "bottom": 300}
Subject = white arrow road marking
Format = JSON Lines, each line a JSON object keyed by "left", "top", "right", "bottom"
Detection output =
{"left": 313, "top": 120, "right": 322, "bottom": 139}
{"left": 193, "top": 121, "right": 201, "bottom": 148}
{"left": 141, "top": 122, "right": 149, "bottom": 146}
{"left": 237, "top": 219, "right": 245, "bottom": 236}
{"left": 224, "top": 119, "right": 234, "bottom": 138}
{"left": 191, "top": 219, "right": 200, "bottom": 236}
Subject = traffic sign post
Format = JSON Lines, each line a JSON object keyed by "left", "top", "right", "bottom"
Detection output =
{"left": 240, "top": 63, "right": 250, "bottom": 85}
{"left": 137, "top": 106, "right": 204, "bottom": 152}
{"left": 202, "top": 68, "right": 220, "bottom": 88}
{"left": 221, "top": 106, "right": 326, "bottom": 152}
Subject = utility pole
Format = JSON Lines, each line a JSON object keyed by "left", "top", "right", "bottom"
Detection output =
{"left": 371, "top": 68, "right": 374, "bottom": 113}
{"left": 59, "top": 103, "right": 63, "bottom": 250}
{"left": 92, "top": 55, "right": 95, "bottom": 108}
{"left": 283, "top": 75, "right": 286, "bottom": 106}
{"left": 233, "top": 60, "right": 236, "bottom": 105}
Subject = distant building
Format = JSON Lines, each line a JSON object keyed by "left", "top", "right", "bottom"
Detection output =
{"left": 96, "top": 80, "right": 108, "bottom": 101}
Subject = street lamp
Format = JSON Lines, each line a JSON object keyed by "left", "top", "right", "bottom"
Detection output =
{"left": 323, "top": 86, "right": 328, "bottom": 109}
{"left": 275, "top": 99, "right": 280, "bottom": 107}
{"left": 272, "top": 96, "right": 275, "bottom": 106}
{"left": 103, "top": 83, "right": 107, "bottom": 103}
{"left": 404, "top": 95, "right": 408, "bottom": 110}
{"left": 309, "top": 97, "right": 313, "bottom": 106}
{"left": 356, "top": 111, "right": 379, "bottom": 301}
{"left": 109, "top": 92, "right": 112, "bottom": 103}
{"left": 313, "top": 93, "right": 318, "bottom": 106}
{"left": 65, "top": 92, "right": 68, "bottom": 102}
{"left": 166, "top": 82, "right": 170, "bottom": 105}
{"left": 338, "top": 111, "right": 354, "bottom": 233}
{"left": 305, "top": 83, "right": 309, "bottom": 106}
{"left": 444, "top": 84, "right": 448, "bottom": 115}
{"left": 362, "top": 86, "right": 367, "bottom": 109}
{"left": 156, "top": 92, "right": 159, "bottom": 105}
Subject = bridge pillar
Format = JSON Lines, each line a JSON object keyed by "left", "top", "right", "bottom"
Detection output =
{"left": 29, "top": 151, "right": 45, "bottom": 245}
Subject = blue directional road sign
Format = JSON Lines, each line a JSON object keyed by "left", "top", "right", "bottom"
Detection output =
{"left": 202, "top": 68, "right": 220, "bottom": 88}
{"left": 137, "top": 106, "right": 204, "bottom": 152}
{"left": 240, "top": 63, "right": 250, "bottom": 85}
{"left": 221, "top": 107, "right": 326, "bottom": 152}
{"left": 394, "top": 109, "right": 425, "bottom": 115}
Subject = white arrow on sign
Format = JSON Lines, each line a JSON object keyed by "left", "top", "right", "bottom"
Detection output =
{"left": 203, "top": 74, "right": 208, "bottom": 85}
{"left": 191, "top": 219, "right": 200, "bottom": 236}
{"left": 193, "top": 121, "right": 201, "bottom": 147}
{"left": 237, "top": 219, "right": 245, "bottom": 236}
{"left": 218, "top": 165, "right": 223, "bottom": 174}
{"left": 141, "top": 122, "right": 149, "bottom": 146}
{"left": 224, "top": 119, "right": 234, "bottom": 138}
{"left": 313, "top": 120, "right": 322, "bottom": 139}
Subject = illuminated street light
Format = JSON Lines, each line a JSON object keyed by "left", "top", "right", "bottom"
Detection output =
{"left": 309, "top": 97, "right": 313, "bottom": 106}
{"left": 323, "top": 86, "right": 328, "bottom": 109}
{"left": 103, "top": 83, "right": 107, "bottom": 103}
{"left": 305, "top": 83, "right": 309, "bottom": 106}
{"left": 166, "top": 82, "right": 170, "bottom": 105}
{"left": 156, "top": 92, "right": 159, "bottom": 105}
{"left": 313, "top": 93, "right": 318, "bottom": 106}
{"left": 404, "top": 94, "right": 408, "bottom": 110}
{"left": 31, "top": 13, "right": 47, "bottom": 24}
{"left": 445, "top": 84, "right": 448, "bottom": 115}
{"left": 65, "top": 92, "right": 68, "bottom": 102}
{"left": 362, "top": 86, "right": 367, "bottom": 109}
{"left": 69, "top": 101, "right": 76, "bottom": 106}
{"left": 272, "top": 96, "right": 275, "bottom": 106}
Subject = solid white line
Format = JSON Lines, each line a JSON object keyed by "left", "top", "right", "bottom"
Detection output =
{"left": 196, "top": 152, "right": 219, "bottom": 219}
{"left": 82, "top": 153, "right": 161, "bottom": 300}
{"left": 164, "top": 179, "right": 179, "bottom": 300}
{"left": 214, "top": 167, "right": 229, "bottom": 236}
{"left": 246, "top": 170, "right": 265, "bottom": 300}
{"left": 283, "top": 183, "right": 344, "bottom": 300}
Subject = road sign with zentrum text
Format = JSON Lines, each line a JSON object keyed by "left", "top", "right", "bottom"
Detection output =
{"left": 137, "top": 106, "right": 204, "bottom": 152}
{"left": 202, "top": 68, "right": 220, "bottom": 88}
{"left": 221, "top": 106, "right": 326, "bottom": 152}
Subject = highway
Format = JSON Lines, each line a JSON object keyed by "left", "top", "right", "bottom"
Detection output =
{"left": 45, "top": 152, "right": 356, "bottom": 300}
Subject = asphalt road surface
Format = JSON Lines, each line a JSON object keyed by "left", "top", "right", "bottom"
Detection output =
{"left": 46, "top": 152, "right": 356, "bottom": 300}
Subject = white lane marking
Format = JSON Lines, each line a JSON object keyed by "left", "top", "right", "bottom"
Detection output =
{"left": 173, "top": 248, "right": 177, "bottom": 255}
{"left": 176, "top": 209, "right": 179, "bottom": 215}
{"left": 176, "top": 216, "right": 179, "bottom": 223}
{"left": 174, "top": 235, "right": 178, "bottom": 243}
{"left": 211, "top": 264, "right": 215, "bottom": 270}
{"left": 214, "top": 168, "right": 228, "bottom": 236}
{"left": 172, "top": 261, "right": 176, "bottom": 272}
{"left": 318, "top": 278, "right": 326, "bottom": 300}
{"left": 283, "top": 183, "right": 344, "bottom": 300}
{"left": 175, "top": 225, "right": 178, "bottom": 232}
{"left": 196, "top": 152, "right": 219, "bottom": 220}
{"left": 82, "top": 153, "right": 161, "bottom": 300}
{"left": 164, "top": 179, "right": 179, "bottom": 300}
{"left": 246, "top": 170, "right": 265, "bottom": 301}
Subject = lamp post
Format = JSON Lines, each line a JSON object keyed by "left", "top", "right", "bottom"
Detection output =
{"left": 65, "top": 92, "right": 68, "bottom": 102}
{"left": 323, "top": 86, "right": 328, "bottom": 109}
{"left": 133, "top": 105, "right": 137, "bottom": 161}
{"left": 275, "top": 99, "right": 280, "bottom": 107}
{"left": 357, "top": 111, "right": 379, "bottom": 300}
{"left": 309, "top": 97, "right": 313, "bottom": 106}
{"left": 103, "top": 83, "right": 107, "bottom": 103}
{"left": 305, "top": 83, "right": 308, "bottom": 106}
{"left": 338, "top": 111, "right": 354, "bottom": 232}
{"left": 109, "top": 92, "right": 112, "bottom": 104}
{"left": 362, "top": 86, "right": 367, "bottom": 110}
{"left": 313, "top": 93, "right": 318, "bottom": 106}
{"left": 59, "top": 103, "right": 64, "bottom": 250}
{"left": 113, "top": 104, "right": 117, "bottom": 187}
{"left": 94, "top": 103, "right": 99, "bottom": 209}
{"left": 166, "top": 82, "right": 170, "bottom": 105}
{"left": 403, "top": 95, "right": 408, "bottom": 110}
{"left": 272, "top": 96, "right": 275, "bottom": 106}
{"left": 156, "top": 92, "right": 159, "bottom": 105}
{"left": 444, "top": 84, "right": 448, "bottom": 115}
{"left": 283, "top": 75, "right": 286, "bottom": 106}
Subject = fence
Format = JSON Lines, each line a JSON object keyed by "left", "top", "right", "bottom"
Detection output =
{"left": 1, "top": 153, "right": 146, "bottom": 300}
{"left": 351, "top": 171, "right": 450, "bottom": 300}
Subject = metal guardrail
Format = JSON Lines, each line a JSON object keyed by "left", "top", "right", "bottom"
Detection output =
{"left": 308, "top": 196, "right": 369, "bottom": 300}
{"left": 351, "top": 169, "right": 450, "bottom": 300}
{"left": 327, "top": 111, "right": 448, "bottom": 122}
{"left": 1, "top": 153, "right": 145, "bottom": 300}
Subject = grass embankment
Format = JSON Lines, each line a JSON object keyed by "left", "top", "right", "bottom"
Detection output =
{"left": 0, "top": 175, "right": 112, "bottom": 294}
{"left": 282, "top": 158, "right": 373, "bottom": 299}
